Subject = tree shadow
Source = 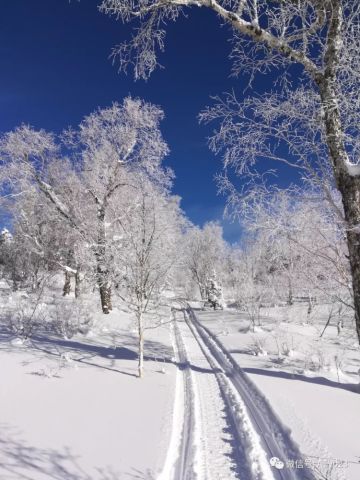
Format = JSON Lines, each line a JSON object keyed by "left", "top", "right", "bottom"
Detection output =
{"left": 228, "top": 347, "right": 254, "bottom": 355}
{"left": 0, "top": 324, "right": 174, "bottom": 377}
{"left": 220, "top": 421, "right": 251, "bottom": 479}
{"left": 0, "top": 424, "right": 122, "bottom": 480}
{"left": 125, "top": 468, "right": 156, "bottom": 479}
{"left": 32, "top": 332, "right": 171, "bottom": 360}
{"left": 27, "top": 333, "right": 174, "bottom": 378}
{"left": 243, "top": 367, "right": 360, "bottom": 394}
{"left": 1, "top": 304, "right": 235, "bottom": 379}
{"left": 177, "top": 359, "right": 221, "bottom": 374}
{"left": 0, "top": 325, "right": 220, "bottom": 377}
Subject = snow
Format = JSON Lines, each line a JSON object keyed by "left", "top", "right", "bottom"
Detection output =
{"left": 185, "top": 306, "right": 310, "bottom": 480}
{"left": 0, "top": 228, "right": 12, "bottom": 244}
{"left": 63, "top": 265, "right": 77, "bottom": 274}
{"left": 250, "top": 375, "right": 360, "bottom": 479}
{"left": 9, "top": 337, "right": 27, "bottom": 346}
{"left": 0, "top": 304, "right": 177, "bottom": 479}
{"left": 216, "top": 367, "right": 275, "bottom": 480}
{"left": 194, "top": 304, "right": 360, "bottom": 480}
{"left": 345, "top": 161, "right": 360, "bottom": 177}
{"left": 185, "top": 323, "right": 234, "bottom": 479}
{"left": 2, "top": 282, "right": 360, "bottom": 480}
{"left": 157, "top": 322, "right": 185, "bottom": 480}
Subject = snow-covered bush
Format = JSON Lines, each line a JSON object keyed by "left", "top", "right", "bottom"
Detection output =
{"left": 273, "top": 333, "right": 295, "bottom": 358}
{"left": 236, "top": 281, "right": 264, "bottom": 332}
{"left": 305, "top": 347, "right": 331, "bottom": 373}
{"left": 249, "top": 335, "right": 268, "bottom": 356}
{"left": 206, "top": 273, "right": 224, "bottom": 310}
{"left": 8, "top": 297, "right": 47, "bottom": 340}
{"left": 183, "top": 222, "right": 227, "bottom": 301}
{"left": 50, "top": 298, "right": 93, "bottom": 339}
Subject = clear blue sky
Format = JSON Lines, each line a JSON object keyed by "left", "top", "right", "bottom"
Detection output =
{"left": 0, "top": 0, "right": 284, "bottom": 242}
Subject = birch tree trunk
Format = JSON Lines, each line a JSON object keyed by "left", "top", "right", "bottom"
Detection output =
{"left": 286, "top": 235, "right": 294, "bottom": 306}
{"left": 74, "top": 268, "right": 81, "bottom": 299}
{"left": 287, "top": 277, "right": 293, "bottom": 306}
{"left": 96, "top": 206, "right": 112, "bottom": 314}
{"left": 63, "top": 271, "right": 71, "bottom": 296}
{"left": 314, "top": 1, "right": 360, "bottom": 344}
{"left": 340, "top": 188, "right": 360, "bottom": 343}
{"left": 327, "top": 145, "right": 360, "bottom": 343}
{"left": 199, "top": 283, "right": 206, "bottom": 301}
{"left": 138, "top": 310, "right": 144, "bottom": 378}
{"left": 11, "top": 266, "right": 18, "bottom": 291}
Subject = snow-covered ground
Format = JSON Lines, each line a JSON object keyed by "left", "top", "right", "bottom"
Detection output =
{"left": 0, "top": 287, "right": 177, "bottom": 479}
{"left": 1, "top": 283, "right": 360, "bottom": 480}
{"left": 193, "top": 303, "right": 360, "bottom": 480}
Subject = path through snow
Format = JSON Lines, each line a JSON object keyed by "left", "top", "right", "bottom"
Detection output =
{"left": 163, "top": 305, "right": 316, "bottom": 480}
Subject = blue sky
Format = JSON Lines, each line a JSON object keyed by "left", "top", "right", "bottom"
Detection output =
{"left": 0, "top": 0, "right": 282, "bottom": 242}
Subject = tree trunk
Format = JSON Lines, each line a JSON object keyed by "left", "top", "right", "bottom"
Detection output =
{"left": 63, "top": 271, "right": 71, "bottom": 296}
{"left": 138, "top": 311, "right": 144, "bottom": 378}
{"left": 96, "top": 206, "right": 112, "bottom": 314}
{"left": 286, "top": 235, "right": 294, "bottom": 306}
{"left": 74, "top": 268, "right": 81, "bottom": 299}
{"left": 31, "top": 267, "right": 40, "bottom": 292}
{"left": 336, "top": 175, "right": 360, "bottom": 344}
{"left": 310, "top": 0, "right": 360, "bottom": 343}
{"left": 287, "top": 277, "right": 293, "bottom": 306}
{"left": 307, "top": 293, "right": 313, "bottom": 316}
{"left": 99, "top": 281, "right": 112, "bottom": 314}
{"left": 317, "top": 65, "right": 360, "bottom": 343}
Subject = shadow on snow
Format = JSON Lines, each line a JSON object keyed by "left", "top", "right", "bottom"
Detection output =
{"left": 0, "top": 325, "right": 221, "bottom": 377}
{"left": 0, "top": 424, "right": 155, "bottom": 480}
{"left": 243, "top": 367, "right": 360, "bottom": 394}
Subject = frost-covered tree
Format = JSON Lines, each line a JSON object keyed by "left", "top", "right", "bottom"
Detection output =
{"left": 183, "top": 222, "right": 227, "bottom": 301}
{"left": 0, "top": 152, "right": 90, "bottom": 294}
{"left": 287, "top": 195, "right": 351, "bottom": 309}
{"left": 242, "top": 188, "right": 351, "bottom": 309}
{"left": 0, "top": 228, "right": 12, "bottom": 245}
{"left": 0, "top": 98, "right": 170, "bottom": 314}
{"left": 232, "top": 240, "right": 274, "bottom": 331}
{"left": 206, "top": 271, "right": 224, "bottom": 310}
{"left": 241, "top": 190, "right": 307, "bottom": 306}
{"left": 98, "top": 0, "right": 360, "bottom": 342}
{"left": 62, "top": 99, "right": 170, "bottom": 313}
{"left": 113, "top": 177, "right": 183, "bottom": 377}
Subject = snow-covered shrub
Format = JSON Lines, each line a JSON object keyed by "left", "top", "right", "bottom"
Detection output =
{"left": 280, "top": 341, "right": 294, "bottom": 357}
{"left": 249, "top": 335, "right": 268, "bottom": 356}
{"left": 185, "top": 282, "right": 199, "bottom": 302}
{"left": 333, "top": 354, "right": 344, "bottom": 382}
{"left": 8, "top": 297, "right": 47, "bottom": 339}
{"left": 272, "top": 331, "right": 296, "bottom": 358}
{"left": 51, "top": 298, "right": 93, "bottom": 339}
{"left": 182, "top": 222, "right": 227, "bottom": 302}
{"left": 206, "top": 273, "right": 224, "bottom": 310}
{"left": 304, "top": 347, "right": 331, "bottom": 372}
{"left": 236, "top": 284, "right": 263, "bottom": 332}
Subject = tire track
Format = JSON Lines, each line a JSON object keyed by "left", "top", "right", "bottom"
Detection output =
{"left": 171, "top": 315, "right": 197, "bottom": 480}
{"left": 175, "top": 309, "right": 242, "bottom": 480}
{"left": 186, "top": 305, "right": 316, "bottom": 480}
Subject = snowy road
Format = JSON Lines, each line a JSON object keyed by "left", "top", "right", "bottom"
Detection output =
{"left": 164, "top": 305, "right": 316, "bottom": 480}
{"left": 174, "top": 310, "right": 243, "bottom": 480}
